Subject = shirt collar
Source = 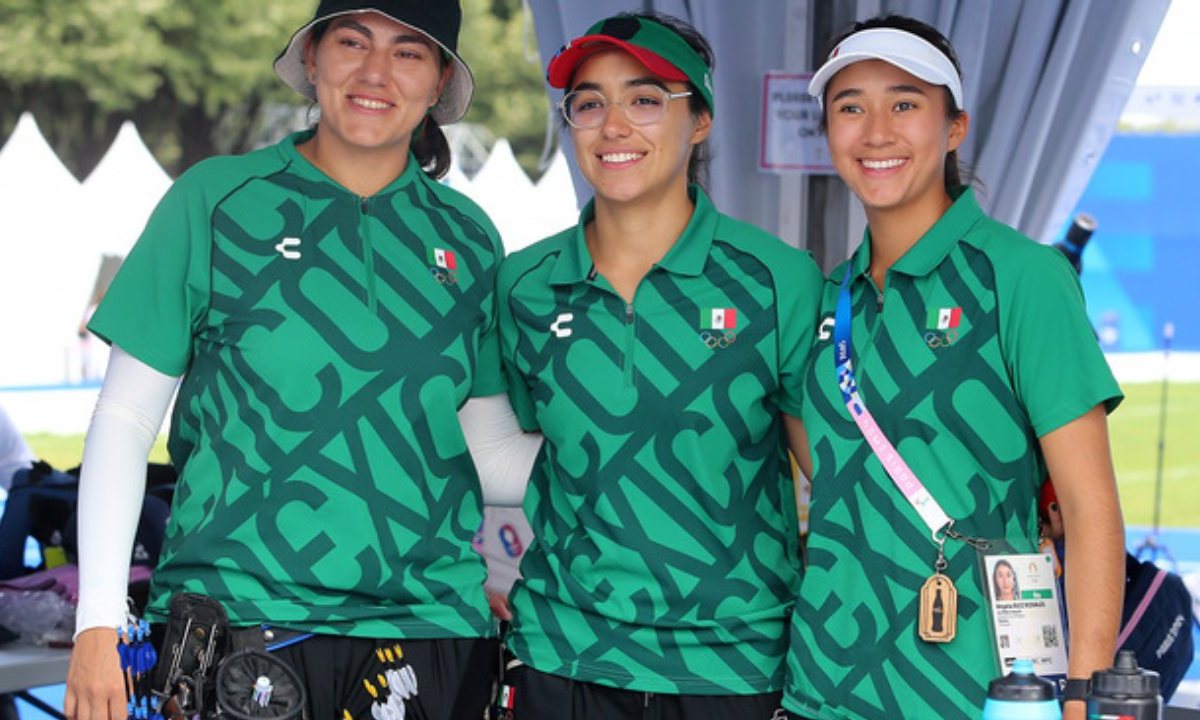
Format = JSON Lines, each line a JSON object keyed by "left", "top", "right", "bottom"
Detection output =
{"left": 548, "top": 185, "right": 719, "bottom": 286}
{"left": 281, "top": 129, "right": 422, "bottom": 193}
{"left": 841, "top": 187, "right": 984, "bottom": 286}
{"left": 890, "top": 186, "right": 985, "bottom": 277}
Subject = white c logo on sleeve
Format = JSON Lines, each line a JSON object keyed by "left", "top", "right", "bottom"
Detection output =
{"left": 550, "top": 313, "right": 574, "bottom": 338}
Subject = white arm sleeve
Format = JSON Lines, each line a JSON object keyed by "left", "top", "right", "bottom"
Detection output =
{"left": 458, "top": 394, "right": 541, "bottom": 507}
{"left": 75, "top": 346, "right": 179, "bottom": 635}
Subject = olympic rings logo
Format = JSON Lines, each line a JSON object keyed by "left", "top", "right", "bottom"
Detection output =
{"left": 698, "top": 330, "right": 737, "bottom": 349}
{"left": 430, "top": 267, "right": 458, "bottom": 286}
{"left": 924, "top": 329, "right": 959, "bottom": 348}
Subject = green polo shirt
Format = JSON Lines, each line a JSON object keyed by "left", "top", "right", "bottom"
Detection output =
{"left": 783, "top": 188, "right": 1122, "bottom": 719}
{"left": 90, "top": 130, "right": 504, "bottom": 639}
{"left": 497, "top": 187, "right": 823, "bottom": 694}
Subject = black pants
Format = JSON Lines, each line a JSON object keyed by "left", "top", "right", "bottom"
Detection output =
{"left": 496, "top": 662, "right": 786, "bottom": 720}
{"left": 269, "top": 634, "right": 498, "bottom": 720}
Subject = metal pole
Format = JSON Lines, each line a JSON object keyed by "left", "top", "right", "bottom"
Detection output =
{"left": 1136, "top": 321, "right": 1175, "bottom": 568}
{"left": 1150, "top": 321, "right": 1173, "bottom": 535}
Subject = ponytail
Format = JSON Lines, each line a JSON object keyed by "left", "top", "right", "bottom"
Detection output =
{"left": 412, "top": 116, "right": 451, "bottom": 180}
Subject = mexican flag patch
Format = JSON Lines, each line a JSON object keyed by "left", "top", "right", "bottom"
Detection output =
{"left": 700, "top": 307, "right": 737, "bottom": 330}
{"left": 926, "top": 306, "right": 962, "bottom": 330}
{"left": 428, "top": 247, "right": 457, "bottom": 270}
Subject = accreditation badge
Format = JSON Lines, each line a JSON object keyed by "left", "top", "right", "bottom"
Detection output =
{"left": 980, "top": 549, "right": 1067, "bottom": 677}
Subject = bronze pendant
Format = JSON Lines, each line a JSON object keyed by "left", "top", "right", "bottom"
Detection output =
{"left": 918, "top": 573, "right": 957, "bottom": 643}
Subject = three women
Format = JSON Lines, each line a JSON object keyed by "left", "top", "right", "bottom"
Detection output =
{"left": 65, "top": 7, "right": 1123, "bottom": 720}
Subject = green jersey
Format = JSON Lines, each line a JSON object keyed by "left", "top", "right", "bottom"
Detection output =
{"left": 498, "top": 188, "right": 823, "bottom": 694}
{"left": 90, "top": 130, "right": 505, "bottom": 639}
{"left": 784, "top": 188, "right": 1122, "bottom": 719}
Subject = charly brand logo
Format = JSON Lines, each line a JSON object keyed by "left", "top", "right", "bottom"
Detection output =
{"left": 924, "top": 306, "right": 962, "bottom": 349}
{"left": 817, "top": 316, "right": 834, "bottom": 341}
{"left": 428, "top": 247, "right": 458, "bottom": 285}
{"left": 550, "top": 312, "right": 574, "bottom": 338}
{"left": 274, "top": 237, "right": 301, "bottom": 260}
{"left": 699, "top": 306, "right": 737, "bottom": 349}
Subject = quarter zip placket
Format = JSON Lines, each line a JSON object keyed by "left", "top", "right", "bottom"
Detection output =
{"left": 853, "top": 270, "right": 885, "bottom": 394}
{"left": 360, "top": 195, "right": 378, "bottom": 313}
{"left": 623, "top": 299, "right": 636, "bottom": 385}
{"left": 586, "top": 266, "right": 639, "bottom": 387}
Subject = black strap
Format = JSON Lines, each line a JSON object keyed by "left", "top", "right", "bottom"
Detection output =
{"left": 1061, "top": 677, "right": 1089, "bottom": 704}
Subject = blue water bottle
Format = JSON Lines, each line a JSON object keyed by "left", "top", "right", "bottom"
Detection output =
{"left": 982, "top": 659, "right": 1062, "bottom": 720}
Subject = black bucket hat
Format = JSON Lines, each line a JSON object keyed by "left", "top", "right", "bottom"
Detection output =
{"left": 273, "top": 0, "right": 474, "bottom": 125}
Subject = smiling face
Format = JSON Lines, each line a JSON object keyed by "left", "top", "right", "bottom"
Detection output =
{"left": 824, "top": 59, "right": 967, "bottom": 222}
{"left": 568, "top": 49, "right": 711, "bottom": 210}
{"left": 305, "top": 12, "right": 450, "bottom": 158}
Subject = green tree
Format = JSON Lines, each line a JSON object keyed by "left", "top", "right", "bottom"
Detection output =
{"left": 0, "top": 0, "right": 551, "bottom": 178}
{"left": 458, "top": 0, "right": 554, "bottom": 177}
{"left": 0, "top": 0, "right": 309, "bottom": 177}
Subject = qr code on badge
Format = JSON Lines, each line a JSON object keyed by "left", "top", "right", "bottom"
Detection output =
{"left": 1042, "top": 624, "right": 1060, "bottom": 648}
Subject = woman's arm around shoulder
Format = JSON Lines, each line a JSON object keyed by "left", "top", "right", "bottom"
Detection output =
{"left": 459, "top": 394, "right": 542, "bottom": 507}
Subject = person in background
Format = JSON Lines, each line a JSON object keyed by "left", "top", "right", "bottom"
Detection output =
{"left": 0, "top": 403, "right": 33, "bottom": 493}
{"left": 496, "top": 12, "right": 824, "bottom": 719}
{"left": 63, "top": 1, "right": 531, "bottom": 718}
{"left": 782, "top": 15, "right": 1124, "bottom": 720}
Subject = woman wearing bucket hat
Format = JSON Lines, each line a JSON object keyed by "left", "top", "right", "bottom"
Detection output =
{"left": 64, "top": 1, "right": 527, "bottom": 718}
{"left": 493, "top": 12, "right": 823, "bottom": 720}
{"left": 779, "top": 16, "right": 1124, "bottom": 720}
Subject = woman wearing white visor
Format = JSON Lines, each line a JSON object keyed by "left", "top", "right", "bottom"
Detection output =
{"left": 779, "top": 15, "right": 1124, "bottom": 720}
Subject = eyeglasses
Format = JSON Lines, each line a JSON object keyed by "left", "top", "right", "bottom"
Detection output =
{"left": 558, "top": 86, "right": 694, "bottom": 129}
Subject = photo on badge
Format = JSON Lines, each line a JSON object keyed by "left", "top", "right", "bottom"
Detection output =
{"left": 980, "top": 551, "right": 1068, "bottom": 677}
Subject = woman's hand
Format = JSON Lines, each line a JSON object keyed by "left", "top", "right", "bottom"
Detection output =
{"left": 65, "top": 627, "right": 126, "bottom": 720}
{"left": 487, "top": 590, "right": 513, "bottom": 621}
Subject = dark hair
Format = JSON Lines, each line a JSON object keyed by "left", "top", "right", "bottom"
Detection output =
{"left": 307, "top": 19, "right": 451, "bottom": 180}
{"left": 819, "top": 15, "right": 967, "bottom": 190}
{"left": 562, "top": 11, "right": 715, "bottom": 191}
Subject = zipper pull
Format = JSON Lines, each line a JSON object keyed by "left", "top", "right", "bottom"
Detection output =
{"left": 876, "top": 291, "right": 884, "bottom": 310}
{"left": 361, "top": 196, "right": 369, "bottom": 214}
{"left": 625, "top": 303, "right": 634, "bottom": 323}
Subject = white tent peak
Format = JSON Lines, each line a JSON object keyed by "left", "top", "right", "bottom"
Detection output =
{"left": 0, "top": 112, "right": 81, "bottom": 192}
{"left": 471, "top": 139, "right": 534, "bottom": 193}
{"left": 534, "top": 150, "right": 578, "bottom": 211}
{"left": 0, "top": 113, "right": 89, "bottom": 387}
{"left": 83, "top": 120, "right": 170, "bottom": 189}
{"left": 82, "top": 121, "right": 172, "bottom": 256}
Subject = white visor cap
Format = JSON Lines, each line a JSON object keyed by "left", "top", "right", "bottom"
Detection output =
{"left": 808, "top": 27, "right": 964, "bottom": 110}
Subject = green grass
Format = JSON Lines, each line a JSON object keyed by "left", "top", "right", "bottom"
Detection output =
{"left": 24, "top": 433, "right": 170, "bottom": 470}
{"left": 1109, "top": 381, "right": 1200, "bottom": 528}
{"left": 20, "top": 382, "right": 1200, "bottom": 527}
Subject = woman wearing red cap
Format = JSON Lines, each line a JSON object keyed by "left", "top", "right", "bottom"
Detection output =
{"left": 64, "top": 1, "right": 519, "bottom": 718}
{"left": 494, "top": 11, "right": 823, "bottom": 720}
{"left": 780, "top": 15, "right": 1124, "bottom": 720}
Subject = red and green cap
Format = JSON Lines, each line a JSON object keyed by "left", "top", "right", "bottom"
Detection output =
{"left": 547, "top": 15, "right": 714, "bottom": 116}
